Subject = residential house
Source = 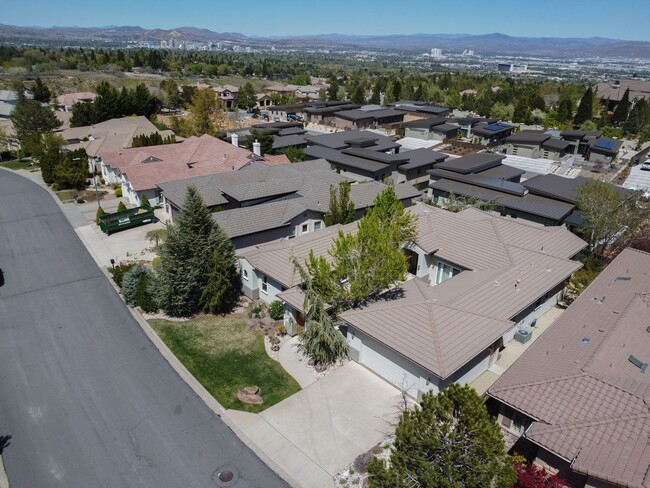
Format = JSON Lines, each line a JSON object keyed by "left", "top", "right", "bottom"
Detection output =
{"left": 340, "top": 203, "right": 585, "bottom": 398}
{"left": 305, "top": 131, "right": 447, "bottom": 187}
{"left": 0, "top": 89, "right": 33, "bottom": 118}
{"left": 559, "top": 130, "right": 603, "bottom": 155}
{"left": 54, "top": 92, "right": 96, "bottom": 112}
{"left": 471, "top": 121, "right": 515, "bottom": 145}
{"left": 505, "top": 131, "right": 572, "bottom": 161}
{"left": 214, "top": 85, "right": 238, "bottom": 109}
{"left": 487, "top": 248, "right": 650, "bottom": 488}
{"left": 58, "top": 116, "right": 175, "bottom": 176}
{"left": 587, "top": 137, "right": 623, "bottom": 165}
{"left": 332, "top": 107, "right": 405, "bottom": 130}
{"left": 392, "top": 101, "right": 452, "bottom": 121}
{"left": 100, "top": 134, "right": 257, "bottom": 205}
{"left": 406, "top": 117, "right": 460, "bottom": 142}
{"left": 595, "top": 78, "right": 650, "bottom": 112}
{"left": 256, "top": 93, "right": 273, "bottom": 108}
{"left": 303, "top": 102, "right": 360, "bottom": 125}
{"left": 266, "top": 103, "right": 306, "bottom": 122}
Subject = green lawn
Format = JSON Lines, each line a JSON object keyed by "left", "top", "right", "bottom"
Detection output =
{"left": 0, "top": 159, "right": 36, "bottom": 170}
{"left": 55, "top": 190, "right": 73, "bottom": 202}
{"left": 150, "top": 315, "right": 300, "bottom": 413}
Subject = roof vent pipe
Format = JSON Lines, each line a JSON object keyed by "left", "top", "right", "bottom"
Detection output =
{"left": 231, "top": 133, "right": 239, "bottom": 147}
{"left": 253, "top": 140, "right": 261, "bottom": 157}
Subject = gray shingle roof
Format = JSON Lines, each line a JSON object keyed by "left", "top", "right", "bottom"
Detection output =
{"left": 488, "top": 248, "right": 650, "bottom": 488}
{"left": 435, "top": 152, "right": 505, "bottom": 174}
{"left": 214, "top": 199, "right": 307, "bottom": 238}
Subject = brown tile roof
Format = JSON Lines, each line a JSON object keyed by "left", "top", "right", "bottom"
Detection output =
{"left": 102, "top": 134, "right": 254, "bottom": 191}
{"left": 55, "top": 91, "right": 96, "bottom": 106}
{"left": 488, "top": 248, "right": 650, "bottom": 487}
{"left": 239, "top": 222, "right": 358, "bottom": 288}
{"left": 339, "top": 204, "right": 585, "bottom": 378}
{"left": 340, "top": 279, "right": 514, "bottom": 378}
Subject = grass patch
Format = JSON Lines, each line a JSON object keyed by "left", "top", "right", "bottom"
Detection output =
{"left": 0, "top": 159, "right": 36, "bottom": 170}
{"left": 150, "top": 315, "right": 300, "bottom": 413}
{"left": 55, "top": 190, "right": 73, "bottom": 202}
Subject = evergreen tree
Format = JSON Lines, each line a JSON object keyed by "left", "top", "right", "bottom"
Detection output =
{"left": 323, "top": 182, "right": 355, "bottom": 226}
{"left": 284, "top": 145, "right": 305, "bottom": 163}
{"left": 93, "top": 81, "right": 120, "bottom": 122}
{"left": 117, "top": 201, "right": 127, "bottom": 212}
{"left": 246, "top": 129, "right": 274, "bottom": 156}
{"left": 236, "top": 82, "right": 257, "bottom": 110}
{"left": 140, "top": 193, "right": 150, "bottom": 206}
{"left": 70, "top": 101, "right": 95, "bottom": 127}
{"left": 36, "top": 133, "right": 66, "bottom": 185}
{"left": 122, "top": 264, "right": 158, "bottom": 312}
{"left": 327, "top": 80, "right": 340, "bottom": 101}
{"left": 368, "top": 385, "right": 517, "bottom": 488}
{"left": 118, "top": 86, "right": 135, "bottom": 116}
{"left": 351, "top": 84, "right": 366, "bottom": 105}
{"left": 158, "top": 185, "right": 220, "bottom": 317}
{"left": 96, "top": 206, "right": 105, "bottom": 224}
{"left": 573, "top": 86, "right": 593, "bottom": 127}
{"left": 513, "top": 98, "right": 530, "bottom": 124}
{"left": 10, "top": 93, "right": 61, "bottom": 155}
{"left": 32, "top": 77, "right": 51, "bottom": 103}
{"left": 556, "top": 97, "right": 573, "bottom": 123}
{"left": 612, "top": 88, "right": 630, "bottom": 125}
{"left": 52, "top": 147, "right": 88, "bottom": 189}
{"left": 368, "top": 82, "right": 381, "bottom": 104}
{"left": 200, "top": 226, "right": 241, "bottom": 315}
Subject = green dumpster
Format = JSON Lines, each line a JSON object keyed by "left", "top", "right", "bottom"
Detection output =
{"left": 98, "top": 204, "right": 157, "bottom": 235}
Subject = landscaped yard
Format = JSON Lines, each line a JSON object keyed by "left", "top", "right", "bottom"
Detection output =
{"left": 0, "top": 159, "right": 37, "bottom": 170}
{"left": 150, "top": 314, "right": 301, "bottom": 413}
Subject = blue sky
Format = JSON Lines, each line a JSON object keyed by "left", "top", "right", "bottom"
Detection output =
{"left": 3, "top": 0, "right": 650, "bottom": 41}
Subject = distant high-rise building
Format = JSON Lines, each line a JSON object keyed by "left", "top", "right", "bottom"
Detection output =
{"left": 431, "top": 48, "right": 443, "bottom": 59}
{"left": 160, "top": 40, "right": 168, "bottom": 48}
{"left": 497, "top": 63, "right": 527, "bottom": 73}
{"left": 462, "top": 49, "right": 474, "bottom": 56}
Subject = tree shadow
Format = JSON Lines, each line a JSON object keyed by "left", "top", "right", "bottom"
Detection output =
{"left": 0, "top": 434, "right": 12, "bottom": 454}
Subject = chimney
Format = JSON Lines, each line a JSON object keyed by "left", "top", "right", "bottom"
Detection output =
{"left": 231, "top": 133, "right": 239, "bottom": 147}
{"left": 253, "top": 140, "right": 261, "bottom": 157}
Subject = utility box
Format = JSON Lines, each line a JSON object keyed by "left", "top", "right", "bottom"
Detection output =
{"left": 99, "top": 204, "right": 157, "bottom": 235}
{"left": 514, "top": 329, "right": 533, "bottom": 344}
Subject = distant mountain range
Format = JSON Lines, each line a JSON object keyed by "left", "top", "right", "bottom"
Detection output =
{"left": 2, "top": 23, "right": 650, "bottom": 58}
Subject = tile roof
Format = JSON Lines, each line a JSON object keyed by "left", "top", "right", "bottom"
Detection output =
{"left": 339, "top": 204, "right": 585, "bottom": 378}
{"left": 55, "top": 92, "right": 96, "bottom": 106}
{"left": 214, "top": 199, "right": 307, "bottom": 238}
{"left": 488, "top": 248, "right": 650, "bottom": 488}
{"left": 340, "top": 278, "right": 514, "bottom": 378}
{"left": 239, "top": 222, "right": 358, "bottom": 288}
{"left": 102, "top": 134, "right": 254, "bottom": 191}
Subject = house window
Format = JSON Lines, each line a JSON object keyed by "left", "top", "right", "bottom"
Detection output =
{"left": 512, "top": 147, "right": 518, "bottom": 155}
{"left": 314, "top": 221, "right": 322, "bottom": 231}
{"left": 288, "top": 226, "right": 296, "bottom": 239}
{"left": 543, "top": 151, "right": 549, "bottom": 159}
{"left": 243, "top": 269, "right": 248, "bottom": 281}
{"left": 261, "top": 275, "right": 268, "bottom": 295}
{"left": 301, "top": 223, "right": 309, "bottom": 234}
{"left": 435, "top": 261, "right": 460, "bottom": 285}
{"left": 510, "top": 411, "right": 531, "bottom": 435}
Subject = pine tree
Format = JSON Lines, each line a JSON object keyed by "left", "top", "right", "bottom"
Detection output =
{"left": 32, "top": 77, "right": 51, "bottom": 103}
{"left": 96, "top": 206, "right": 105, "bottom": 224}
{"left": 36, "top": 132, "right": 66, "bottom": 185}
{"left": 70, "top": 101, "right": 96, "bottom": 127}
{"left": 612, "top": 87, "right": 630, "bottom": 125}
{"left": 93, "top": 81, "right": 120, "bottom": 122}
{"left": 10, "top": 93, "right": 62, "bottom": 155}
{"left": 158, "top": 185, "right": 220, "bottom": 317}
{"left": 368, "top": 384, "right": 517, "bottom": 488}
{"left": 117, "top": 201, "right": 127, "bottom": 212}
{"left": 140, "top": 193, "right": 150, "bottom": 207}
{"left": 513, "top": 98, "right": 530, "bottom": 124}
{"left": 351, "top": 84, "right": 366, "bottom": 105}
{"left": 327, "top": 80, "right": 339, "bottom": 101}
{"left": 200, "top": 227, "right": 241, "bottom": 315}
{"left": 574, "top": 86, "right": 593, "bottom": 127}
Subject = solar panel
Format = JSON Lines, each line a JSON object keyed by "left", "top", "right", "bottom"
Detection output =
{"left": 484, "top": 123, "right": 512, "bottom": 132}
{"left": 595, "top": 139, "right": 615, "bottom": 150}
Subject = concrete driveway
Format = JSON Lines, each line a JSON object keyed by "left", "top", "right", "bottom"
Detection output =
{"left": 228, "top": 362, "right": 403, "bottom": 488}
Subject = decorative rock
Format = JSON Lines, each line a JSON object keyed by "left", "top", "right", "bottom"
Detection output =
{"left": 237, "top": 386, "right": 263, "bottom": 404}
{"left": 307, "top": 358, "right": 316, "bottom": 366}
{"left": 315, "top": 362, "right": 328, "bottom": 373}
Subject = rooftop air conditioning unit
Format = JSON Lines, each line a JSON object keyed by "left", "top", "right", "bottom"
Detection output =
{"left": 514, "top": 329, "right": 532, "bottom": 344}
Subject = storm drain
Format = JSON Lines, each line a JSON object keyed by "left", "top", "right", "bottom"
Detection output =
{"left": 212, "top": 466, "right": 239, "bottom": 487}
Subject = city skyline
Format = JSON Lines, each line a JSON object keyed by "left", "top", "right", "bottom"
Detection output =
{"left": 3, "top": 0, "right": 650, "bottom": 42}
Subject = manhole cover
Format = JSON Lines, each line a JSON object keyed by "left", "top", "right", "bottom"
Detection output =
{"left": 219, "top": 472, "right": 233, "bottom": 482}
{"left": 212, "top": 466, "right": 239, "bottom": 487}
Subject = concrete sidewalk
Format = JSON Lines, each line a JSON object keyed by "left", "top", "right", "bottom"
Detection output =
{"left": 278, "top": 336, "right": 317, "bottom": 388}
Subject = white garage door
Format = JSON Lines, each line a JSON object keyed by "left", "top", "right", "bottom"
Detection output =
{"left": 361, "top": 342, "right": 419, "bottom": 397}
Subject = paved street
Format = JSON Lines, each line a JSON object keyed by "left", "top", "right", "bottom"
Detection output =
{"left": 0, "top": 170, "right": 289, "bottom": 487}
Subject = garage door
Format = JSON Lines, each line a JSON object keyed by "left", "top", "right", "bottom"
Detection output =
{"left": 361, "top": 342, "right": 419, "bottom": 397}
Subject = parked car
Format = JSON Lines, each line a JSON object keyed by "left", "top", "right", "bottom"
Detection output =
{"left": 641, "top": 159, "right": 650, "bottom": 171}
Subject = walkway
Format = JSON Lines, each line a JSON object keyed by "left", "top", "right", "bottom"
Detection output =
{"left": 278, "top": 336, "right": 317, "bottom": 388}
{"left": 470, "top": 306, "right": 565, "bottom": 395}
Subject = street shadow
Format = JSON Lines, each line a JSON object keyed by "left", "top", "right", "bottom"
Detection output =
{"left": 0, "top": 267, "right": 4, "bottom": 287}
{"left": 0, "top": 434, "right": 12, "bottom": 454}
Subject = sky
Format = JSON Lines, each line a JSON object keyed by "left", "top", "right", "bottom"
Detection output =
{"left": 3, "top": 0, "right": 650, "bottom": 42}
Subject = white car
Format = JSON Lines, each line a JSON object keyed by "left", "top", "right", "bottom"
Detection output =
{"left": 641, "top": 160, "right": 650, "bottom": 171}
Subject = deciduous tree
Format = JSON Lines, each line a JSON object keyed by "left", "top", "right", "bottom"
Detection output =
{"left": 187, "top": 88, "right": 225, "bottom": 136}
{"left": 236, "top": 82, "right": 257, "bottom": 110}
{"left": 368, "top": 385, "right": 517, "bottom": 488}
{"left": 323, "top": 181, "right": 355, "bottom": 226}
{"left": 284, "top": 145, "right": 305, "bottom": 163}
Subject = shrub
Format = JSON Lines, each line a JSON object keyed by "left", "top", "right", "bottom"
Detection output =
{"left": 96, "top": 205, "right": 105, "bottom": 224}
{"left": 109, "top": 262, "right": 137, "bottom": 288}
{"left": 269, "top": 300, "right": 284, "bottom": 320}
{"left": 115, "top": 186, "right": 122, "bottom": 197}
{"left": 117, "top": 201, "right": 127, "bottom": 212}
{"left": 140, "top": 193, "right": 150, "bottom": 206}
{"left": 251, "top": 303, "right": 265, "bottom": 319}
{"left": 122, "top": 264, "right": 158, "bottom": 312}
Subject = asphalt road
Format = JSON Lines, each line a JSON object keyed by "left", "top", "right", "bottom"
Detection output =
{"left": 0, "top": 170, "right": 289, "bottom": 488}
